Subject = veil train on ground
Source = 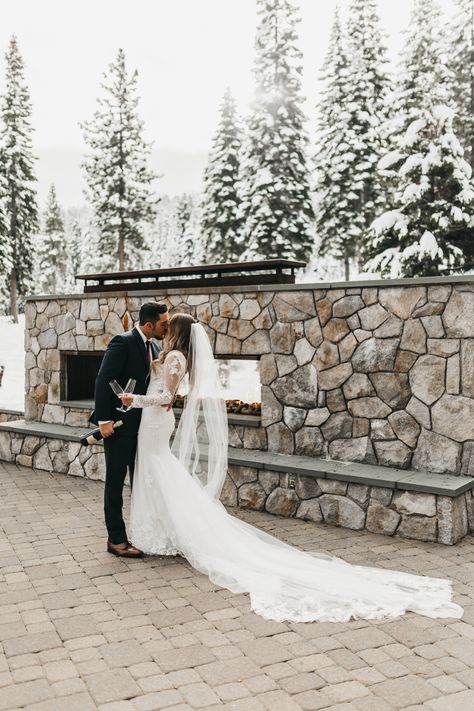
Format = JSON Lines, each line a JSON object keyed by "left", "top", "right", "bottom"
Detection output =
{"left": 129, "top": 323, "right": 464, "bottom": 624}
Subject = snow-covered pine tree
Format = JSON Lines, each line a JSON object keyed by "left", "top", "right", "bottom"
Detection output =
{"left": 396, "top": 0, "right": 451, "bottom": 127}
{"left": 240, "top": 0, "right": 315, "bottom": 262}
{"left": 35, "top": 185, "right": 67, "bottom": 294}
{"left": 200, "top": 88, "right": 242, "bottom": 263}
{"left": 373, "top": 0, "right": 451, "bottom": 261}
{"left": 146, "top": 195, "right": 174, "bottom": 268}
{"left": 64, "top": 217, "right": 83, "bottom": 292}
{"left": 365, "top": 106, "right": 474, "bottom": 277}
{"left": 172, "top": 193, "right": 200, "bottom": 266}
{"left": 449, "top": 0, "right": 474, "bottom": 170}
{"left": 145, "top": 194, "right": 203, "bottom": 269}
{"left": 191, "top": 201, "right": 205, "bottom": 266}
{"left": 0, "top": 163, "right": 9, "bottom": 303}
{"left": 81, "top": 48, "right": 158, "bottom": 271}
{"left": 0, "top": 36, "right": 38, "bottom": 322}
{"left": 343, "top": 0, "right": 392, "bottom": 267}
{"left": 80, "top": 222, "right": 115, "bottom": 274}
{"left": 175, "top": 194, "right": 193, "bottom": 266}
{"left": 0, "top": 218, "right": 12, "bottom": 302}
{"left": 314, "top": 6, "right": 355, "bottom": 280}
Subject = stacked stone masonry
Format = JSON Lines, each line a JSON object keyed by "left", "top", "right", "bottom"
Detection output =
{"left": 0, "top": 410, "right": 23, "bottom": 423}
{"left": 220, "top": 464, "right": 473, "bottom": 546}
{"left": 0, "top": 430, "right": 103, "bottom": 479}
{"left": 21, "top": 281, "right": 474, "bottom": 476}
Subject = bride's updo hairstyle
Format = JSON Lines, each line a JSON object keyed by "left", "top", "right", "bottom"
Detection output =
{"left": 157, "top": 312, "right": 197, "bottom": 367}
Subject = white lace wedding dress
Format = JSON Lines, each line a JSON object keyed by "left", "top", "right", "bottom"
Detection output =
{"left": 129, "top": 350, "right": 463, "bottom": 623}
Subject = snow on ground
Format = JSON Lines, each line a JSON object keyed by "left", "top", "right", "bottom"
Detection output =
{"left": 0, "top": 315, "right": 25, "bottom": 412}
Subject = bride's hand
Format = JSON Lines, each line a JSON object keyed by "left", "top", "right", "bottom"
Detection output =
{"left": 161, "top": 403, "right": 173, "bottom": 411}
{"left": 119, "top": 393, "right": 134, "bottom": 407}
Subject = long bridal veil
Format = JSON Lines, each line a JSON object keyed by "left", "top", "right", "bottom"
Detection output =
{"left": 168, "top": 323, "right": 463, "bottom": 623}
{"left": 171, "top": 322, "right": 228, "bottom": 499}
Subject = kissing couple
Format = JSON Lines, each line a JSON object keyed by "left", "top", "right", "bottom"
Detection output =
{"left": 92, "top": 301, "right": 462, "bottom": 623}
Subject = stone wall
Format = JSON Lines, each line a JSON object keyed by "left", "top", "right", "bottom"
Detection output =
{"left": 0, "top": 409, "right": 23, "bottom": 424}
{"left": 220, "top": 464, "right": 473, "bottom": 545}
{"left": 23, "top": 277, "right": 474, "bottom": 476}
{"left": 0, "top": 430, "right": 103, "bottom": 478}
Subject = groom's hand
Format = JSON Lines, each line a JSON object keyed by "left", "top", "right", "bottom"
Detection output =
{"left": 99, "top": 421, "right": 114, "bottom": 438}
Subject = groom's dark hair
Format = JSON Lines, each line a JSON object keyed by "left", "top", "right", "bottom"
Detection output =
{"left": 139, "top": 301, "right": 168, "bottom": 325}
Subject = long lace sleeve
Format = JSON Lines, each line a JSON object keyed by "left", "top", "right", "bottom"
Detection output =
{"left": 131, "top": 352, "right": 186, "bottom": 408}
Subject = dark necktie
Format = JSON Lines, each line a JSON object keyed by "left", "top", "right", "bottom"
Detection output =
{"left": 146, "top": 340, "right": 152, "bottom": 369}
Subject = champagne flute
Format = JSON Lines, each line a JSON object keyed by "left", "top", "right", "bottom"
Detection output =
{"left": 110, "top": 379, "right": 136, "bottom": 412}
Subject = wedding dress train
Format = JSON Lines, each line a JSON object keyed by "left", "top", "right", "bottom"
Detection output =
{"left": 129, "top": 349, "right": 463, "bottom": 623}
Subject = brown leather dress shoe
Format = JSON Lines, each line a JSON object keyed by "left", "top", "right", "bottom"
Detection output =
{"left": 107, "top": 540, "right": 144, "bottom": 558}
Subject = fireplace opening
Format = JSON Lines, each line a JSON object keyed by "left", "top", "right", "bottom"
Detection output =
{"left": 60, "top": 351, "right": 103, "bottom": 403}
{"left": 218, "top": 357, "right": 261, "bottom": 415}
{"left": 60, "top": 351, "right": 261, "bottom": 416}
{"left": 174, "top": 356, "right": 261, "bottom": 416}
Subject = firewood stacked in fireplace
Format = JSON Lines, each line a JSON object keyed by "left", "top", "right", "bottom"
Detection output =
{"left": 174, "top": 394, "right": 261, "bottom": 416}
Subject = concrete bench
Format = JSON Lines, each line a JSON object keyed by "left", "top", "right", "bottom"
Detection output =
{"left": 1, "top": 419, "right": 473, "bottom": 544}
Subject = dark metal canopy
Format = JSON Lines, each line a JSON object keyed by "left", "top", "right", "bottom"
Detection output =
{"left": 75, "top": 259, "right": 306, "bottom": 293}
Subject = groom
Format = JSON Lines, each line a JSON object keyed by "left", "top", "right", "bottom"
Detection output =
{"left": 92, "top": 301, "right": 170, "bottom": 557}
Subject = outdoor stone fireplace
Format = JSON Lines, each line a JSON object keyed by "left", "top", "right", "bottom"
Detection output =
{"left": 1, "top": 274, "right": 474, "bottom": 544}
{"left": 21, "top": 278, "right": 474, "bottom": 474}
{"left": 60, "top": 351, "right": 103, "bottom": 403}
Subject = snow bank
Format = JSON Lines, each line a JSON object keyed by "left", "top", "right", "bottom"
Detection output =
{"left": 0, "top": 315, "right": 25, "bottom": 412}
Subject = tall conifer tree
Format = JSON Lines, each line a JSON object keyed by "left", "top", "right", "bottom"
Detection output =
{"left": 64, "top": 216, "right": 83, "bottom": 291}
{"left": 173, "top": 194, "right": 200, "bottom": 265}
{"left": 241, "top": 0, "right": 315, "bottom": 262}
{"left": 81, "top": 49, "right": 158, "bottom": 271}
{"left": 36, "top": 185, "right": 67, "bottom": 294}
{"left": 366, "top": 107, "right": 474, "bottom": 277}
{"left": 397, "top": 0, "right": 451, "bottom": 126}
{"left": 449, "top": 0, "right": 474, "bottom": 169}
{"left": 201, "top": 88, "right": 242, "bottom": 263}
{"left": 0, "top": 36, "right": 38, "bottom": 321}
{"left": 364, "top": 0, "right": 474, "bottom": 276}
{"left": 343, "top": 0, "right": 392, "bottom": 266}
{"left": 314, "top": 7, "right": 355, "bottom": 279}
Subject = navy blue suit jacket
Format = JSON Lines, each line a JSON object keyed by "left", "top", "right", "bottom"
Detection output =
{"left": 91, "top": 327, "right": 160, "bottom": 437}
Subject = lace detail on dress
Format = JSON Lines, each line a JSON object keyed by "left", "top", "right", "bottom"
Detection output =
{"left": 129, "top": 514, "right": 181, "bottom": 556}
{"left": 131, "top": 351, "right": 186, "bottom": 408}
{"left": 129, "top": 352, "right": 188, "bottom": 558}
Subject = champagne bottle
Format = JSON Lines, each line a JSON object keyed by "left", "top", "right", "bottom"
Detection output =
{"left": 80, "top": 420, "right": 123, "bottom": 446}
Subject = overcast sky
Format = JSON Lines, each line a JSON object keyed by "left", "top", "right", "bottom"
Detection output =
{"left": 0, "top": 0, "right": 455, "bottom": 206}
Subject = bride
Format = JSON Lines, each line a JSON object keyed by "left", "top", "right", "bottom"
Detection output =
{"left": 120, "top": 312, "right": 463, "bottom": 623}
